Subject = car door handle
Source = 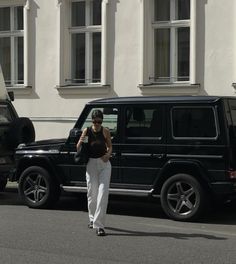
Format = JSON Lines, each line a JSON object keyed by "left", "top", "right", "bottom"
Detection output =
{"left": 151, "top": 154, "right": 165, "bottom": 159}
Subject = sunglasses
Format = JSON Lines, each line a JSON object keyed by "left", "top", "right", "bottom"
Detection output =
{"left": 92, "top": 120, "right": 102, "bottom": 124}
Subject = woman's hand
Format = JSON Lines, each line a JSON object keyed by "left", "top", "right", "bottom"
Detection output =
{"left": 101, "top": 153, "right": 110, "bottom": 162}
{"left": 76, "top": 128, "right": 88, "bottom": 151}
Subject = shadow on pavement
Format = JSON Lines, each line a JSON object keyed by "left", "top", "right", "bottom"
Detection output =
{"left": 105, "top": 227, "right": 227, "bottom": 240}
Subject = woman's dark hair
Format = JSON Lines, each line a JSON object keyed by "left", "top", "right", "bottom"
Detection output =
{"left": 91, "top": 109, "right": 103, "bottom": 120}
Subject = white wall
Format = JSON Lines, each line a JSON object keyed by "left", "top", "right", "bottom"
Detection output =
{"left": 10, "top": 0, "right": 236, "bottom": 140}
{"left": 196, "top": 0, "right": 236, "bottom": 95}
{"left": 109, "top": 0, "right": 141, "bottom": 96}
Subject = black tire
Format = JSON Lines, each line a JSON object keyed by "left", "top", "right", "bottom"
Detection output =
{"left": 18, "top": 166, "right": 60, "bottom": 209}
{"left": 6, "top": 117, "right": 35, "bottom": 149}
{"left": 160, "top": 173, "right": 207, "bottom": 221}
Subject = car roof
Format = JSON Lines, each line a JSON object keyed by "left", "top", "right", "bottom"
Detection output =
{"left": 88, "top": 95, "right": 233, "bottom": 105}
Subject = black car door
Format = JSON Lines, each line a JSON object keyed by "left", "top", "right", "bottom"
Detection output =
{"left": 119, "top": 104, "right": 166, "bottom": 190}
{"left": 65, "top": 105, "right": 121, "bottom": 186}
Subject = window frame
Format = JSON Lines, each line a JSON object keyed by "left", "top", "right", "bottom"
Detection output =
{"left": 0, "top": 4, "right": 24, "bottom": 87}
{"left": 124, "top": 105, "right": 163, "bottom": 141}
{"left": 140, "top": 0, "right": 197, "bottom": 89}
{"left": 69, "top": 0, "right": 102, "bottom": 86}
{"left": 152, "top": 0, "right": 190, "bottom": 84}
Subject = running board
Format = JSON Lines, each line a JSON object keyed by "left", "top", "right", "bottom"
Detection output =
{"left": 62, "top": 186, "right": 154, "bottom": 196}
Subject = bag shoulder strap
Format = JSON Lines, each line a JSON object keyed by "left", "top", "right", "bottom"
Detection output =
{"left": 86, "top": 126, "right": 91, "bottom": 138}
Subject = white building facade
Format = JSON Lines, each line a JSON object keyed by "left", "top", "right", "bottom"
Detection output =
{"left": 0, "top": 0, "right": 236, "bottom": 139}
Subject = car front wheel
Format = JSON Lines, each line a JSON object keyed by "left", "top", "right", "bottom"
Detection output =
{"left": 19, "top": 166, "right": 60, "bottom": 208}
{"left": 160, "top": 173, "right": 207, "bottom": 221}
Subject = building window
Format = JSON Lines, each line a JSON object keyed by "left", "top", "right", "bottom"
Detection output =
{"left": 69, "top": 0, "right": 102, "bottom": 85}
{"left": 0, "top": 6, "right": 24, "bottom": 86}
{"left": 152, "top": 0, "right": 190, "bottom": 84}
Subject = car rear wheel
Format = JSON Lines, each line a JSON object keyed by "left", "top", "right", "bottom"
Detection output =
{"left": 160, "top": 173, "right": 207, "bottom": 221}
{"left": 19, "top": 166, "right": 60, "bottom": 208}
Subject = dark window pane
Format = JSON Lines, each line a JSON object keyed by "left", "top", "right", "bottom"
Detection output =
{"left": 125, "top": 107, "right": 162, "bottom": 138}
{"left": 92, "top": 33, "right": 101, "bottom": 83}
{"left": 227, "top": 100, "right": 236, "bottom": 138}
{"left": 0, "top": 105, "right": 13, "bottom": 123}
{"left": 177, "top": 0, "right": 190, "bottom": 20}
{"left": 72, "top": 1, "right": 85, "bottom": 27}
{"left": 0, "top": 37, "right": 11, "bottom": 85}
{"left": 0, "top": 7, "right": 10, "bottom": 31}
{"left": 17, "top": 37, "right": 24, "bottom": 84}
{"left": 82, "top": 108, "right": 118, "bottom": 138}
{"left": 92, "top": 0, "right": 101, "bottom": 25}
{"left": 172, "top": 108, "right": 217, "bottom": 138}
{"left": 178, "top": 28, "right": 190, "bottom": 81}
{"left": 154, "top": 29, "right": 170, "bottom": 82}
{"left": 15, "top": 6, "right": 23, "bottom": 30}
{"left": 154, "top": 0, "right": 170, "bottom": 21}
{"left": 71, "top": 34, "right": 85, "bottom": 83}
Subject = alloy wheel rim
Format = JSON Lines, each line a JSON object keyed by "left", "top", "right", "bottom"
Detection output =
{"left": 167, "top": 181, "right": 197, "bottom": 216}
{"left": 23, "top": 173, "right": 48, "bottom": 204}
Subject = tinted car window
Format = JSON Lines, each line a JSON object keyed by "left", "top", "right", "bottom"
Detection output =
{"left": 0, "top": 104, "right": 13, "bottom": 123}
{"left": 81, "top": 107, "right": 118, "bottom": 140}
{"left": 125, "top": 106, "right": 162, "bottom": 138}
{"left": 172, "top": 107, "right": 217, "bottom": 138}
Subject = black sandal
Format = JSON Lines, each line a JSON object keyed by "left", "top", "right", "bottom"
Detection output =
{"left": 88, "top": 221, "right": 93, "bottom": 229}
{"left": 96, "top": 228, "right": 106, "bottom": 236}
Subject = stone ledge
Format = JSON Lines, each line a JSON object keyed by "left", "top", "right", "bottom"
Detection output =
{"left": 138, "top": 83, "right": 201, "bottom": 96}
{"left": 56, "top": 84, "right": 111, "bottom": 95}
{"left": 7, "top": 86, "right": 32, "bottom": 95}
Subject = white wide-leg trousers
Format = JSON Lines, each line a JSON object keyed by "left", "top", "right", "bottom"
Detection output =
{"left": 86, "top": 158, "right": 111, "bottom": 229}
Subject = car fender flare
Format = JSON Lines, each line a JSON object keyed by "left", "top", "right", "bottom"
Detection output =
{"left": 153, "top": 159, "right": 211, "bottom": 194}
{"left": 15, "top": 155, "right": 62, "bottom": 184}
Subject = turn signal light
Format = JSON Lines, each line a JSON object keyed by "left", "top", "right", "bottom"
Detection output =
{"left": 228, "top": 170, "right": 236, "bottom": 179}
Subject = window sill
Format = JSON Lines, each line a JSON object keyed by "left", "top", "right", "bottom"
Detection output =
{"left": 7, "top": 86, "right": 32, "bottom": 95}
{"left": 138, "top": 83, "right": 201, "bottom": 95}
{"left": 56, "top": 84, "right": 111, "bottom": 95}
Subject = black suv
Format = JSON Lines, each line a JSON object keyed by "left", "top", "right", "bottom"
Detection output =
{"left": 0, "top": 67, "right": 35, "bottom": 191}
{"left": 13, "top": 96, "right": 236, "bottom": 221}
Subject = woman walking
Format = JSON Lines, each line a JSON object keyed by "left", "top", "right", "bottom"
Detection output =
{"left": 76, "top": 110, "right": 112, "bottom": 236}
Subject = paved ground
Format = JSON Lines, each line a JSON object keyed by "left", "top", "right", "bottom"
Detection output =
{"left": 0, "top": 184, "right": 236, "bottom": 264}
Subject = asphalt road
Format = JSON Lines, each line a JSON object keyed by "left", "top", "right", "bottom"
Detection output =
{"left": 0, "top": 185, "right": 236, "bottom": 264}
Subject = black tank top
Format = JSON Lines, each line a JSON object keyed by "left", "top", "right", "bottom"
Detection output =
{"left": 87, "top": 126, "right": 107, "bottom": 158}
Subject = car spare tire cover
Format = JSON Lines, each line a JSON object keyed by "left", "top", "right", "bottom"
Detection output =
{"left": 6, "top": 117, "right": 35, "bottom": 149}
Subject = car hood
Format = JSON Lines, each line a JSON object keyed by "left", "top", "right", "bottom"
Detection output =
{"left": 16, "top": 138, "right": 67, "bottom": 152}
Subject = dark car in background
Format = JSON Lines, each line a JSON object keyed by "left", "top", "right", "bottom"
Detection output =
{"left": 0, "top": 66, "right": 35, "bottom": 191}
{"left": 13, "top": 96, "right": 236, "bottom": 221}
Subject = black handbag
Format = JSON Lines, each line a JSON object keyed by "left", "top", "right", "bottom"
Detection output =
{"left": 74, "top": 143, "right": 89, "bottom": 164}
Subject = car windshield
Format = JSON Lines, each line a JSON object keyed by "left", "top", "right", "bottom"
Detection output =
{"left": 0, "top": 104, "right": 13, "bottom": 124}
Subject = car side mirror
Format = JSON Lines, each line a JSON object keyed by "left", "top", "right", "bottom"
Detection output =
{"left": 68, "top": 128, "right": 82, "bottom": 144}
